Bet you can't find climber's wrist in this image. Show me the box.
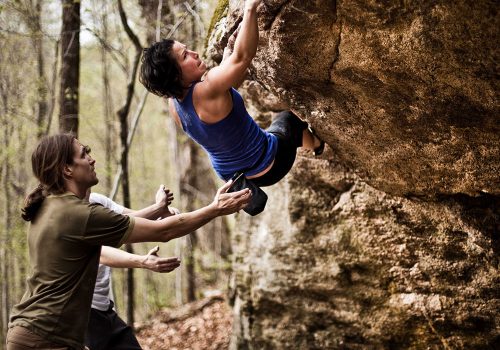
[245,0,261,12]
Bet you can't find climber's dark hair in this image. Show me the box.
[140,39,184,99]
[22,133,76,221]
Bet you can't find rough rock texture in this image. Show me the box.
[205,0,499,349]
[210,0,499,197]
[228,158,499,349]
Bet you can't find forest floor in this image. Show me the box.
[135,295,233,350]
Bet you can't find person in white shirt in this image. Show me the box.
[86,186,180,350]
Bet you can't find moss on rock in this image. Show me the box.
[205,0,229,48]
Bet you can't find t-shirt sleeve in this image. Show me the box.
[89,192,125,214]
[83,203,135,247]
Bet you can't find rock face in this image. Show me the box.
[205,0,499,349]
[229,160,498,349]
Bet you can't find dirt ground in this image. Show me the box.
[135,295,233,350]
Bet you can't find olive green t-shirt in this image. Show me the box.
[9,193,135,349]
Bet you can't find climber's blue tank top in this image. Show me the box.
[173,83,278,180]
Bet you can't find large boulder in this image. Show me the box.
[210,0,499,198]
[205,0,499,348]
[228,158,498,349]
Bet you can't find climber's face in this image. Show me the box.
[172,41,206,86]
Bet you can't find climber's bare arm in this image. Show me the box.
[201,0,261,97]
[221,26,247,89]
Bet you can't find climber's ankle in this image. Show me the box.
[306,126,325,156]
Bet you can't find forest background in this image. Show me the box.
[0,0,230,345]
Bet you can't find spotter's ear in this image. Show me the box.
[63,164,74,179]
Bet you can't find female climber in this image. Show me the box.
[139,0,324,188]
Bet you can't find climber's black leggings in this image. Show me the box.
[252,111,307,187]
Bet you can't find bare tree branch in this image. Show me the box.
[166,0,201,38]
[109,0,204,201]
[81,26,128,74]
[117,0,142,51]
[109,89,148,200]
[184,1,205,38]
[156,0,164,41]
[115,0,145,326]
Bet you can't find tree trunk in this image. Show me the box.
[139,0,189,305]
[59,0,80,134]
[118,104,135,325]
[1,145,12,341]
[125,244,135,326]
[0,87,13,343]
[184,3,200,303]
[44,39,60,136]
[116,0,144,326]
[34,0,48,138]
[99,6,114,192]
[183,142,199,302]
[185,234,197,302]
[168,119,183,306]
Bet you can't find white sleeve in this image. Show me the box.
[89,192,126,214]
